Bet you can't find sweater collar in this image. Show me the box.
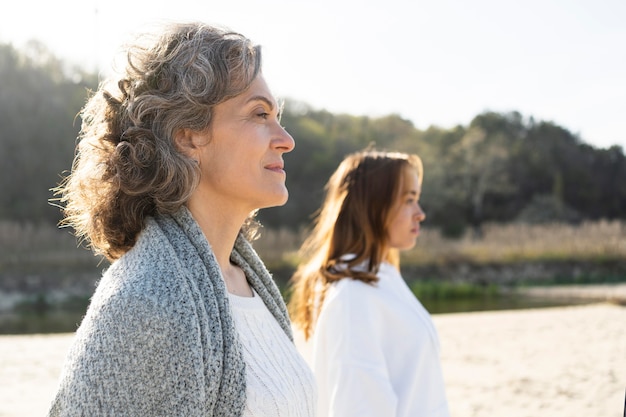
[167,206,293,340]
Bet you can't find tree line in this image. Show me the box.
[1,41,624,238]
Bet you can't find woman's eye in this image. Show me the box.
[257,112,270,119]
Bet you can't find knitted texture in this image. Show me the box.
[229,292,316,416]
[47,206,292,416]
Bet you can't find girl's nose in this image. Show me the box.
[415,204,426,222]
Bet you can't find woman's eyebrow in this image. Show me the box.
[245,95,275,110]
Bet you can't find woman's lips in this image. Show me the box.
[265,162,285,174]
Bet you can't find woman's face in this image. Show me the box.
[386,168,426,251]
[194,75,295,215]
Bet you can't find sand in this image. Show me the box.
[2,302,625,417]
[435,302,626,417]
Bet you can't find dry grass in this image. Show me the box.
[1,220,624,270]
[405,220,626,265]
[0,221,97,269]
[252,220,626,267]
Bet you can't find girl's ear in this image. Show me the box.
[174,128,203,160]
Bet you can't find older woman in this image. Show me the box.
[47,21,315,417]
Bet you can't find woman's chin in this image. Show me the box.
[259,190,289,209]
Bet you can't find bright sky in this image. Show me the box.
[2,0,625,150]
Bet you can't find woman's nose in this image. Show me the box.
[273,124,295,153]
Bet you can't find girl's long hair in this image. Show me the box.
[288,149,423,340]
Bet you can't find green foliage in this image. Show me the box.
[515,194,582,224]
[410,280,499,300]
[0,41,98,223]
[2,40,626,236]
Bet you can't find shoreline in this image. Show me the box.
[1,302,625,417]
[515,283,626,304]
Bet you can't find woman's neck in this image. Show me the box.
[185,195,248,270]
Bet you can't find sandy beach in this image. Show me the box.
[2,302,625,417]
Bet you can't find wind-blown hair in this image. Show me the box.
[53,22,262,261]
[288,149,424,339]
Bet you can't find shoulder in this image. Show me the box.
[312,277,389,354]
[325,263,396,307]
[90,218,193,324]
[318,278,385,328]
[106,218,181,284]
[326,277,379,303]
[318,263,410,324]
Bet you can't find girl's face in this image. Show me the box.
[192,75,295,217]
[386,168,426,251]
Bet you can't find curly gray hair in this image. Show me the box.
[55,21,262,260]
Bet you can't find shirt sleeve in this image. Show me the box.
[312,280,398,417]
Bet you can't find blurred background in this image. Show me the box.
[1,0,625,334]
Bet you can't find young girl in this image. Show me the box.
[288,149,450,417]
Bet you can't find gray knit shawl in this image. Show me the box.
[47,206,292,416]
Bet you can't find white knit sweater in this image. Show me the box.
[47,208,302,416]
[229,290,316,417]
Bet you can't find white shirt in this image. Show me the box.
[302,262,450,417]
[229,290,317,417]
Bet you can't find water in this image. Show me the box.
[421,294,593,315]
[0,294,594,335]
[0,310,85,335]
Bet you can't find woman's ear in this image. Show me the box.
[174,128,202,160]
